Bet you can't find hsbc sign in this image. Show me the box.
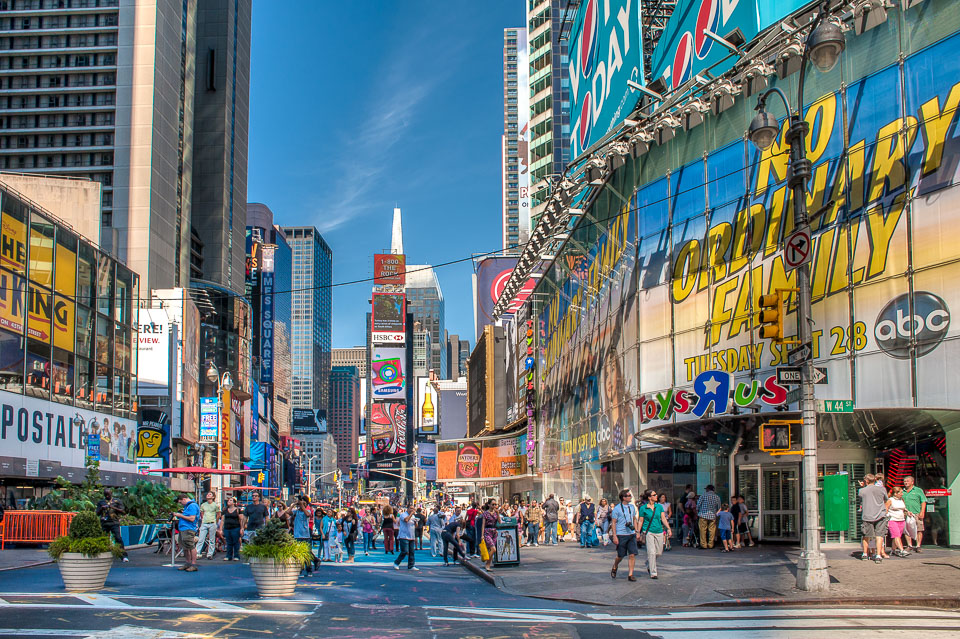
[569,0,643,160]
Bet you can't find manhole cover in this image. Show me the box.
[715,588,783,598]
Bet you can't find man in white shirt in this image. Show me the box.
[393,505,419,571]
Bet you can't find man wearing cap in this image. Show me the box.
[578,495,597,548]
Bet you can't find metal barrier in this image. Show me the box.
[0,510,76,550]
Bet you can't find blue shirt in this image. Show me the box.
[717,510,734,530]
[611,502,637,536]
[293,509,311,539]
[395,511,416,540]
[180,501,200,532]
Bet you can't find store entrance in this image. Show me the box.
[738,464,800,542]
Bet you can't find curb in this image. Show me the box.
[0,543,151,572]
[461,559,505,589]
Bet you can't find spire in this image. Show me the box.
[391,206,404,254]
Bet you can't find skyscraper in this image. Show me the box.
[281,226,332,415]
[0,0,251,295]
[405,265,445,379]
[502,27,529,253]
[526,1,570,230]
[329,366,360,473]
[332,347,367,377]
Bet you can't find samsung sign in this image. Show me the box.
[569,0,643,160]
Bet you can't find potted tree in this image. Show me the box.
[241,518,313,597]
[48,511,123,592]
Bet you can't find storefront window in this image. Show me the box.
[25,338,50,399]
[76,305,93,359]
[96,254,112,317]
[0,327,23,393]
[0,267,26,335]
[77,243,96,308]
[51,346,73,404]
[95,314,111,365]
[27,284,51,344]
[75,356,94,408]
[95,363,112,412]
[29,211,54,289]
[114,373,129,417]
[115,265,131,325]
[114,324,130,372]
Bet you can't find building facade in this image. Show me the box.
[332,346,366,377]
[502,27,529,252]
[329,365,359,473]
[405,265,445,379]
[281,226,332,415]
[446,333,470,380]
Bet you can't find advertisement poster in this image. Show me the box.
[370,402,407,455]
[372,291,405,334]
[292,408,322,434]
[359,378,367,436]
[418,441,437,482]
[473,257,538,340]
[137,308,170,386]
[371,347,406,400]
[199,396,219,442]
[374,253,406,285]
[418,377,437,434]
[438,388,468,440]
[436,434,528,481]
[137,408,171,467]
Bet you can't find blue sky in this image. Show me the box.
[247,2,524,349]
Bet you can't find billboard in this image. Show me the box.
[438,388,468,440]
[436,433,528,481]
[473,257,538,341]
[199,396,219,442]
[292,408,327,434]
[418,377,438,434]
[359,377,367,436]
[137,408,171,467]
[137,308,170,386]
[370,346,406,400]
[260,245,276,384]
[374,253,406,285]
[372,291,406,343]
[370,401,407,455]
[569,0,643,160]
[649,0,810,93]
[418,441,437,482]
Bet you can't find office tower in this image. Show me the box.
[0,0,251,295]
[405,265,445,379]
[191,0,251,295]
[526,0,570,230]
[446,333,471,380]
[329,366,360,473]
[502,27,529,253]
[281,226,332,415]
[412,328,430,378]
[332,347,367,377]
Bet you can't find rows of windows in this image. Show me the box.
[0,33,118,50]
[0,1,119,14]
[0,131,112,147]
[0,72,115,89]
[0,151,112,169]
[0,92,115,108]
[0,111,114,128]
[0,52,116,70]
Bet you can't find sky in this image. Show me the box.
[247,2,525,349]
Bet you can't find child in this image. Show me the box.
[682,511,693,547]
[716,503,735,552]
[332,522,345,563]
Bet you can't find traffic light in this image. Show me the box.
[756,292,783,342]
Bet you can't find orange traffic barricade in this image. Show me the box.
[0,510,76,550]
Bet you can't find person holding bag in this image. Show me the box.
[637,489,672,579]
[479,499,500,572]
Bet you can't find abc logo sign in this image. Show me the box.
[874,292,950,359]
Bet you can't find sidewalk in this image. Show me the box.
[0,547,53,572]
[464,540,960,608]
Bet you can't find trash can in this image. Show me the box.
[494,516,520,566]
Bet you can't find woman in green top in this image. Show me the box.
[637,489,672,579]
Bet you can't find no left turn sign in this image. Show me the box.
[784,228,812,271]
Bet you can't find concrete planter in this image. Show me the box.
[247,557,302,598]
[57,552,114,592]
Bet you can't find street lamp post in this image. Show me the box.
[206,363,234,502]
[747,3,844,593]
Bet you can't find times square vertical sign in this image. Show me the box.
[260,246,275,384]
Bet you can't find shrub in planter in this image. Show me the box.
[240,519,313,597]
[48,511,123,592]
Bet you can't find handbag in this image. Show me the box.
[638,504,658,545]
[479,539,491,562]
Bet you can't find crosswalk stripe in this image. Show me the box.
[587,608,960,620]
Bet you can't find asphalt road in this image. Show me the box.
[1,548,958,638]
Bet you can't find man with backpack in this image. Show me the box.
[609,489,640,582]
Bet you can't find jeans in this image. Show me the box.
[599,518,610,537]
[462,528,476,555]
[322,538,334,561]
[223,527,241,560]
[394,538,415,569]
[197,521,218,557]
[441,531,462,563]
[580,521,596,546]
[698,517,717,548]
[527,522,540,545]
[344,537,355,558]
[544,520,557,544]
[101,521,127,558]
[429,530,442,556]
[416,529,424,549]
[383,528,396,553]
[363,531,374,552]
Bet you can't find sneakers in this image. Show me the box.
[121,557,129,563]
[874,556,883,564]
[409,567,420,571]
[184,565,198,572]
[223,557,230,561]
[394,564,400,570]
[861,553,869,561]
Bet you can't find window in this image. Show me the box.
[25,337,50,399]
[52,346,73,404]
[0,328,24,393]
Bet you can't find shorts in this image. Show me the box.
[737,521,750,534]
[861,519,888,538]
[180,529,197,550]
[616,533,639,558]
[718,528,731,541]
[887,519,906,539]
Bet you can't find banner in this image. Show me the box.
[374,253,406,285]
[137,408,171,467]
[370,401,406,455]
[137,309,170,386]
[418,377,437,434]
[199,396,218,442]
[569,0,643,160]
[473,257,537,341]
[418,441,436,482]
[436,433,528,481]
[370,346,406,400]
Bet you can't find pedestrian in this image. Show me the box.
[320,508,337,562]
[558,498,569,542]
[886,487,909,558]
[637,489,672,579]
[393,504,419,571]
[426,508,444,557]
[525,500,543,547]
[465,502,481,556]
[732,495,755,548]
[579,495,597,547]
[196,491,219,560]
[219,496,242,561]
[96,488,129,562]
[681,509,693,547]
[380,505,396,554]
[610,488,639,582]
[596,498,611,546]
[542,494,559,545]
[441,517,466,566]
[241,492,269,543]
[657,494,673,550]
[173,494,200,572]
[362,508,375,555]
[371,505,381,550]
[414,507,426,550]
[716,503,734,552]
[341,508,358,562]
[332,522,345,563]
[284,496,316,577]
[695,485,721,549]
[859,473,889,563]
[902,475,926,552]
[479,498,500,572]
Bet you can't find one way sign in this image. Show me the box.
[777,365,829,385]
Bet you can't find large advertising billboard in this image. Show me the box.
[438,388,468,441]
[473,257,538,341]
[137,308,170,387]
[370,401,407,455]
[260,245,276,384]
[370,346,406,400]
[418,377,438,435]
[199,397,218,442]
[374,253,406,285]
[372,292,406,343]
[292,408,326,434]
[569,0,643,160]
[418,441,437,482]
[516,28,531,241]
[436,433,528,481]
